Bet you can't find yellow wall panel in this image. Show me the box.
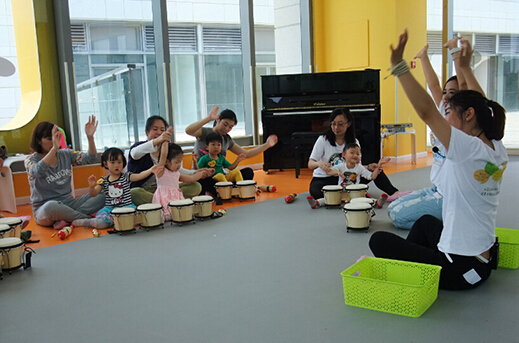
[0,0,63,154]
[312,0,428,158]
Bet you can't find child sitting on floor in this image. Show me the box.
[197,132,247,183]
[307,143,389,209]
[153,142,207,221]
[72,148,162,228]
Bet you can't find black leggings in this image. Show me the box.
[308,170,398,199]
[199,167,254,196]
[361,170,398,195]
[369,215,492,290]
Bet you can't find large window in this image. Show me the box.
[427,0,519,149]
[66,1,277,149]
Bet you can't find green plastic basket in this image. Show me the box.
[341,257,441,318]
[496,227,519,269]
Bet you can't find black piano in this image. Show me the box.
[261,69,381,175]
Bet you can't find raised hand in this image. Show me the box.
[191,150,198,164]
[52,125,62,150]
[414,44,429,60]
[84,115,98,138]
[158,127,173,144]
[266,134,278,147]
[87,174,98,188]
[208,105,220,121]
[443,36,461,50]
[458,39,474,69]
[390,29,408,66]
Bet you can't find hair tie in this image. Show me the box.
[487,99,495,117]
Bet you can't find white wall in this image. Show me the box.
[273,0,301,75]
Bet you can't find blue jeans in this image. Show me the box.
[387,185,443,230]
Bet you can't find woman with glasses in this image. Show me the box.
[307,108,399,200]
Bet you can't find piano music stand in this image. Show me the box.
[291,132,322,178]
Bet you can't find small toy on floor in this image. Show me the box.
[258,185,277,193]
[58,225,74,239]
[285,193,297,203]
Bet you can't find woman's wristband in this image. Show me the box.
[391,60,410,77]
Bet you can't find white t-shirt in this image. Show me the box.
[309,136,359,178]
[437,128,508,256]
[430,101,447,193]
[331,163,372,187]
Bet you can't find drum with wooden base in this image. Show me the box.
[322,185,343,206]
[343,202,372,232]
[192,195,215,220]
[345,184,368,201]
[236,180,257,201]
[350,197,376,220]
[137,203,163,230]
[215,181,233,200]
[0,224,13,239]
[0,237,33,275]
[0,217,22,238]
[111,207,137,234]
[168,199,195,225]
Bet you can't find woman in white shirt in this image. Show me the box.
[369,30,508,290]
[308,108,399,199]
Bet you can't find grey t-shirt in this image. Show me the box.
[193,127,235,158]
[25,149,96,210]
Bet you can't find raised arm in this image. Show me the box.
[41,125,62,167]
[391,30,452,150]
[415,44,443,106]
[444,37,468,91]
[229,134,278,158]
[84,115,98,156]
[185,106,220,138]
[87,175,102,197]
[457,39,486,97]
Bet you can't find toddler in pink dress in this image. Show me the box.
[153,142,205,221]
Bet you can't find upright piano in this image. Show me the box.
[261,69,381,173]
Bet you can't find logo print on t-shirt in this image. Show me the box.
[473,162,507,183]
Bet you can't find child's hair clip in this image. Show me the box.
[104,146,109,151]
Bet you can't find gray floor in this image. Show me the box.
[1,160,518,343]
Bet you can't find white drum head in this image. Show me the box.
[322,185,343,191]
[111,207,136,214]
[345,184,368,191]
[0,217,22,226]
[215,181,233,187]
[169,199,194,206]
[236,180,257,186]
[344,202,372,211]
[193,195,214,202]
[0,237,23,248]
[350,198,375,205]
[137,203,163,211]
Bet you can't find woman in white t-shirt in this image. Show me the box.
[307,108,399,200]
[370,30,508,290]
